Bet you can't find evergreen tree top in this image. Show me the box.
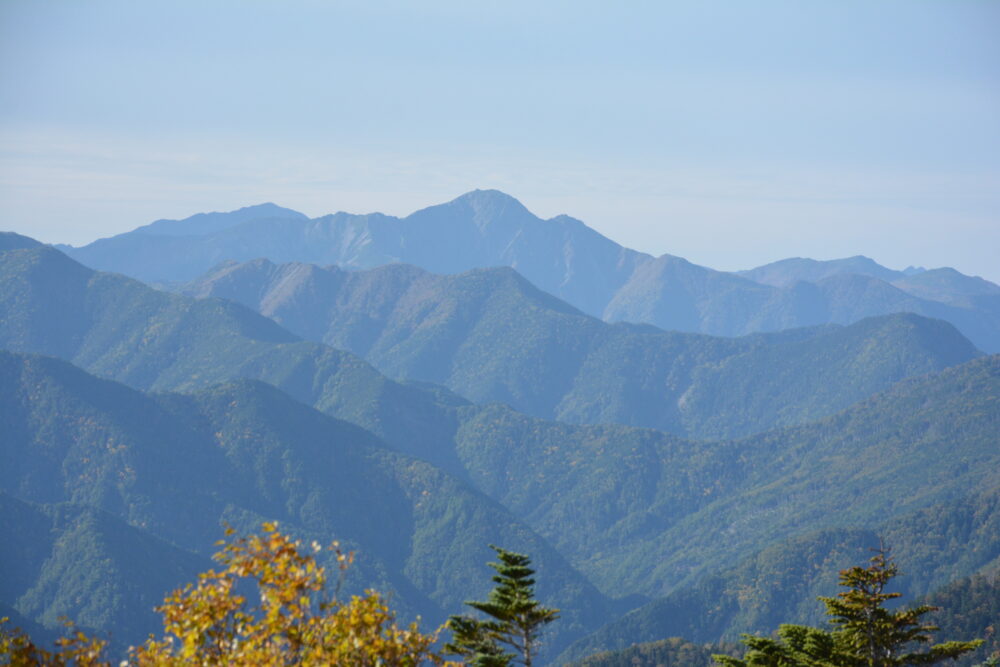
[446,545,560,667]
[714,547,983,667]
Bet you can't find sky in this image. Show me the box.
[1,0,998,281]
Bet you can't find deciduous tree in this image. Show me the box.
[1,522,455,666]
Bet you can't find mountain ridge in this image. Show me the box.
[2,239,998,663]
[180,255,982,439]
[49,191,1000,351]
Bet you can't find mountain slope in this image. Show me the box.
[132,202,309,237]
[0,350,612,657]
[892,267,1000,305]
[558,485,1000,663]
[2,244,995,614]
[51,204,310,285]
[613,354,1000,594]
[0,244,470,474]
[451,355,1000,599]
[182,257,981,439]
[0,491,209,656]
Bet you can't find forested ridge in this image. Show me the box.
[1,216,998,664]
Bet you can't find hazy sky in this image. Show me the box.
[2,0,998,281]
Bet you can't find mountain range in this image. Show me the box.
[179,257,980,440]
[55,190,1000,352]
[2,236,999,663]
[0,349,614,658]
[3,190,999,665]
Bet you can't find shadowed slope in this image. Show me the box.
[558,485,1000,663]
[0,351,613,657]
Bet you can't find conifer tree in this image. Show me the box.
[820,548,981,667]
[715,547,982,667]
[445,545,560,667]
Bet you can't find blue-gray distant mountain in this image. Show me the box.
[1,241,987,575]
[4,240,999,662]
[58,191,648,316]
[737,255,913,286]
[132,202,308,236]
[0,231,43,252]
[892,267,1000,304]
[54,191,1000,351]
[604,255,1000,352]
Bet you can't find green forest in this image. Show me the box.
[2,205,998,666]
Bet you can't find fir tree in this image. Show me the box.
[715,547,983,667]
[820,547,982,667]
[445,545,560,667]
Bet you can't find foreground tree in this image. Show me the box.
[445,546,559,667]
[2,522,454,666]
[714,548,983,667]
[0,619,108,667]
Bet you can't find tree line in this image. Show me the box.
[1,525,988,666]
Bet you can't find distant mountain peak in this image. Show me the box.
[451,188,523,206]
[739,255,901,288]
[0,231,43,251]
[133,203,307,238]
[447,189,533,221]
[235,202,291,213]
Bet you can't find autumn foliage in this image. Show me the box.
[1,522,458,666]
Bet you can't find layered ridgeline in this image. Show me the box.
[0,238,472,475]
[0,350,613,657]
[54,190,1000,351]
[4,352,996,663]
[1,240,980,444]
[181,258,980,439]
[558,482,1000,663]
[2,241,997,602]
[56,194,647,316]
[604,255,1000,353]
[451,354,1000,599]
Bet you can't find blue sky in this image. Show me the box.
[2,0,998,280]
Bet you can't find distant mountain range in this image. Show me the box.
[2,240,977,447]
[5,192,1000,666]
[2,239,998,663]
[181,257,980,440]
[52,190,1000,352]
